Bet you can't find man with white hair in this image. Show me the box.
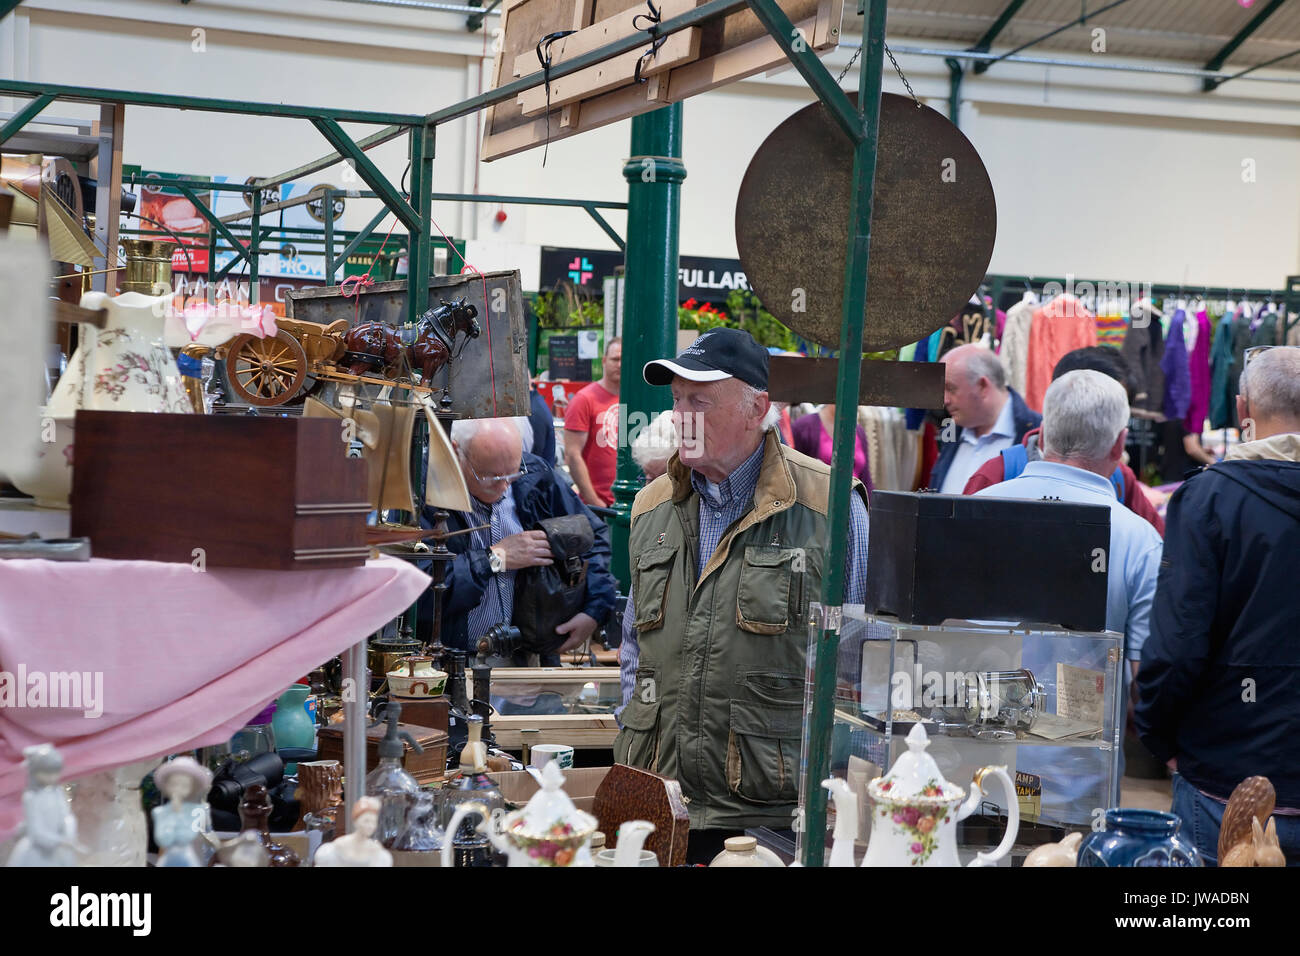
[1137,346,1300,863]
[975,370,1163,819]
[615,328,869,861]
[417,416,616,665]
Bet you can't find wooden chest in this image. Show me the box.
[70,411,369,570]
[316,720,448,786]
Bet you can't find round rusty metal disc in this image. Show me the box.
[736,92,996,352]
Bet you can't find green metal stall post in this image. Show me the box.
[747,0,888,866]
[609,104,686,591]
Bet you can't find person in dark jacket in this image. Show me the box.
[417,417,616,664]
[527,385,557,466]
[962,346,1165,535]
[1135,346,1300,864]
[928,344,1041,492]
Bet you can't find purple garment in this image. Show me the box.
[1161,309,1191,422]
[790,412,874,491]
[1183,309,1212,435]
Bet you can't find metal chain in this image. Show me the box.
[835,44,861,85]
[885,42,922,108]
[836,41,923,110]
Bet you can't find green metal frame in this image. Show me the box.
[0,0,24,19]
[974,0,1133,75]
[745,0,887,867]
[1202,0,1288,92]
[5,0,894,865]
[971,0,1028,57]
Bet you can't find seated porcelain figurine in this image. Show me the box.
[151,757,213,867]
[6,744,82,867]
[314,796,393,867]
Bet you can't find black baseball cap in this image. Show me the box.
[643,327,769,391]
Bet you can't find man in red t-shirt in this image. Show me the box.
[563,338,621,506]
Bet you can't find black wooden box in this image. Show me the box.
[866,491,1111,631]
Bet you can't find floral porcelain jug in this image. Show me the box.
[862,724,1019,867]
[47,290,192,416]
[441,761,597,868]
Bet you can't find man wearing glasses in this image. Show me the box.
[418,416,616,666]
[1136,346,1300,863]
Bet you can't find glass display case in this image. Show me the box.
[798,608,1123,865]
[484,667,623,752]
[485,667,622,717]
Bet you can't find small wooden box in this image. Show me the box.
[388,695,450,734]
[70,411,369,570]
[316,720,448,786]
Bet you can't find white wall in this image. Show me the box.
[6,0,1300,289]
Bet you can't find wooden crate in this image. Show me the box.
[70,411,369,570]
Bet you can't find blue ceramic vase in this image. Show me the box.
[270,684,314,772]
[1077,809,1203,867]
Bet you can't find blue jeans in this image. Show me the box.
[1170,773,1300,866]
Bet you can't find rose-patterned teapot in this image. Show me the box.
[862,724,1019,867]
[440,761,597,868]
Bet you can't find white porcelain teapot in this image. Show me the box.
[441,761,597,868]
[861,724,1019,867]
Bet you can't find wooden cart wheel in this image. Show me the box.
[224,330,308,407]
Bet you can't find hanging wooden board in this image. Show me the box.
[735,92,997,352]
[482,0,843,162]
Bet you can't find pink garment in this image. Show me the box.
[1024,295,1098,412]
[0,555,429,838]
[1183,309,1212,435]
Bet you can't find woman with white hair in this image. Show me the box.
[630,406,785,484]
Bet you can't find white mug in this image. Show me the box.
[530,744,574,770]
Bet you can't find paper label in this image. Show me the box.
[1056,662,1105,730]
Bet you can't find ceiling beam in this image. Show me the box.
[970,0,1029,54]
[975,0,1133,74]
[1202,0,1289,92]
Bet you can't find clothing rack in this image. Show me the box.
[984,273,1300,339]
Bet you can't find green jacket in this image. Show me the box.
[614,430,867,830]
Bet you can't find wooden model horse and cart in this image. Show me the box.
[220,297,481,408]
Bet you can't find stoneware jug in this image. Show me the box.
[862,724,1019,867]
[1076,809,1203,867]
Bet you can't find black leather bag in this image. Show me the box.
[514,514,594,654]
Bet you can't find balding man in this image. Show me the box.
[418,416,616,666]
[1136,346,1300,864]
[930,343,1041,494]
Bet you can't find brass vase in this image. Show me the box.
[119,237,174,295]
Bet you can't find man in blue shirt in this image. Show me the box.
[976,370,1163,821]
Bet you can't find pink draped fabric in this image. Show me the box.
[0,555,429,838]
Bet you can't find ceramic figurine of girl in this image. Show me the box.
[314,796,393,867]
[151,757,213,867]
[6,744,82,867]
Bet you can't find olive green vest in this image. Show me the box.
[614,430,866,830]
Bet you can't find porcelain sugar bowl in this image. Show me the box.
[862,724,1019,867]
[441,761,597,867]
